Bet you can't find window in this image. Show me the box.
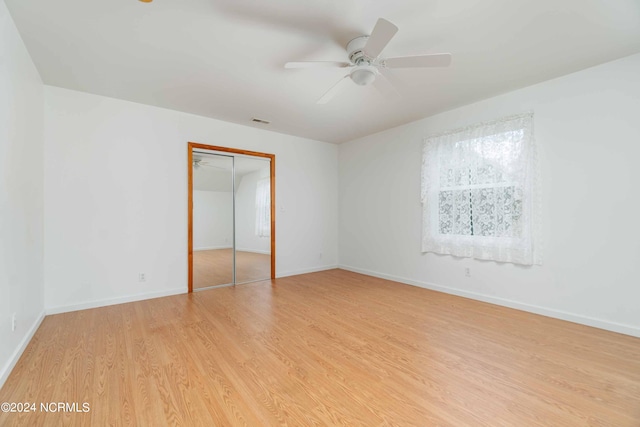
[421,113,540,265]
[255,177,271,237]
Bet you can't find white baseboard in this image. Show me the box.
[194,245,232,251]
[45,287,186,315]
[0,311,45,390]
[194,246,270,255]
[338,265,640,338]
[276,265,338,279]
[236,248,270,255]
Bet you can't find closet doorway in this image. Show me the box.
[188,143,275,292]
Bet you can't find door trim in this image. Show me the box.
[188,142,276,293]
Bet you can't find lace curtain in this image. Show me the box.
[255,177,271,237]
[421,113,541,265]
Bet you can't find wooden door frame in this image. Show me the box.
[188,142,276,292]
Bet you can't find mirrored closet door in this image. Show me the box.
[233,156,272,284]
[188,143,275,292]
[191,152,234,289]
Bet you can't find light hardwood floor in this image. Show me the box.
[1,269,639,426]
[193,249,271,289]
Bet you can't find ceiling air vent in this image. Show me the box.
[251,118,270,125]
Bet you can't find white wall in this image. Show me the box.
[43,86,339,312]
[0,0,45,387]
[236,168,271,254]
[339,53,640,337]
[193,190,233,250]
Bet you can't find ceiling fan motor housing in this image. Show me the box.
[347,36,377,85]
[347,36,371,64]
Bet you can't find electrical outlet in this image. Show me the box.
[465,268,471,277]
[138,273,146,282]
[11,313,16,332]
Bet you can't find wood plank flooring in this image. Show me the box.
[1,269,639,426]
[193,249,271,289]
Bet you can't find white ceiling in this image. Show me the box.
[6,0,640,143]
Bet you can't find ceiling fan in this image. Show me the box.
[285,18,452,104]
[193,157,228,170]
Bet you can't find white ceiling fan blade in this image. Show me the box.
[193,157,230,170]
[317,75,352,104]
[200,163,227,170]
[285,61,351,69]
[363,18,398,59]
[383,53,452,68]
[193,162,214,170]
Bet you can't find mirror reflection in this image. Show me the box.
[192,151,271,290]
[192,153,234,289]
[234,156,271,284]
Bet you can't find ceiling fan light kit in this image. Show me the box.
[350,65,377,86]
[284,18,452,104]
